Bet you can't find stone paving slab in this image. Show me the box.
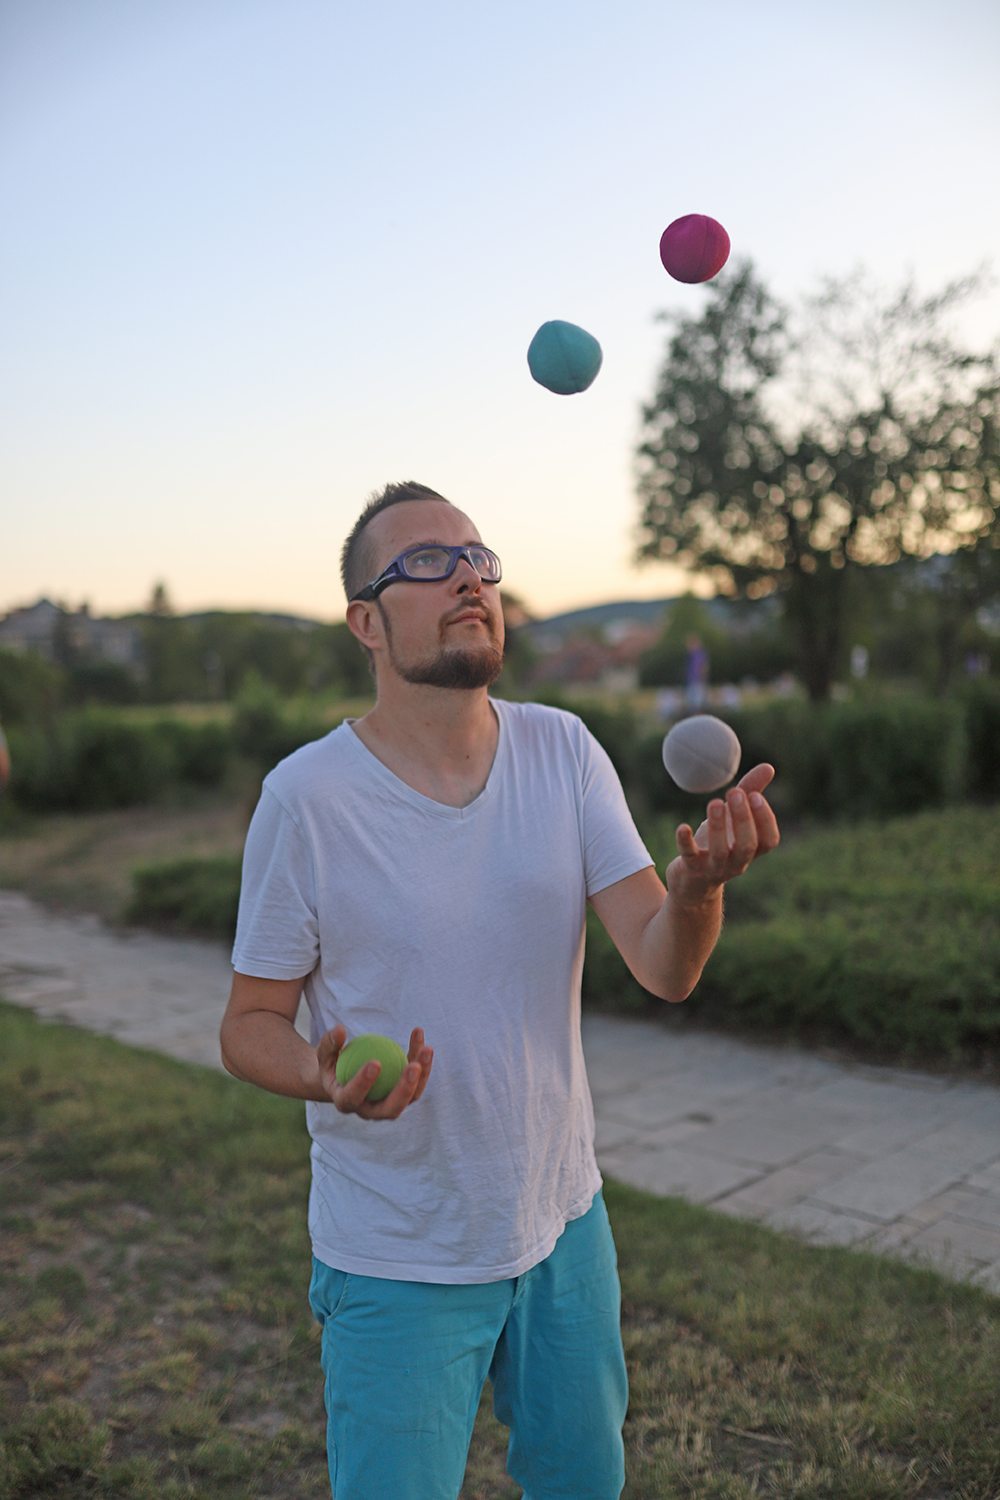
[2,889,999,1293]
[596,1142,760,1203]
[762,1202,883,1248]
[812,1151,984,1222]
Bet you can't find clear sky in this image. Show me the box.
[2,0,998,623]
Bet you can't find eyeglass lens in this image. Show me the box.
[402,546,499,580]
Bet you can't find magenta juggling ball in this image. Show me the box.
[659,214,731,284]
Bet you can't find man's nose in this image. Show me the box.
[452,552,484,592]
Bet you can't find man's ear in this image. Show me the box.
[346,598,383,653]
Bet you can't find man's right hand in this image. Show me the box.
[317,1025,434,1120]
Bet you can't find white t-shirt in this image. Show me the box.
[232,698,652,1283]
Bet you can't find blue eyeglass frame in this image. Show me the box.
[351,543,502,602]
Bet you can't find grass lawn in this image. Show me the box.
[2,1003,998,1499]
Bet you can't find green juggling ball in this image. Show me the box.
[527,320,603,395]
[335,1034,408,1102]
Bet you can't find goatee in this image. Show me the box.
[397,643,504,690]
[377,603,505,689]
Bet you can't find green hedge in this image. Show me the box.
[6,712,236,811]
[624,694,975,824]
[961,680,1000,800]
[5,687,997,823]
[584,804,1000,1064]
[127,856,242,936]
[9,713,177,811]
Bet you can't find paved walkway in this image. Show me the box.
[2,888,998,1293]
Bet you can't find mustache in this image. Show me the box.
[444,605,492,626]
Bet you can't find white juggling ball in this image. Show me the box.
[662,715,742,794]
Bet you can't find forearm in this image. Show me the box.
[220,1010,327,1101]
[636,886,724,1003]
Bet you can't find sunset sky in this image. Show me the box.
[3,0,998,624]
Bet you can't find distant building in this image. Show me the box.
[531,618,661,692]
[0,598,64,656]
[0,598,144,672]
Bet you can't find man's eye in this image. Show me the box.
[407,550,446,574]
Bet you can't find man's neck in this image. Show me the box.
[352,684,499,808]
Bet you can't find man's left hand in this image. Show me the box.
[665,763,780,905]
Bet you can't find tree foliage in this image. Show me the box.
[635,262,1000,699]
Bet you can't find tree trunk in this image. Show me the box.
[784,564,848,703]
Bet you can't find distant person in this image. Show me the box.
[684,633,709,710]
[850,644,869,681]
[220,480,781,1500]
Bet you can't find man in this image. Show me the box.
[220,480,780,1500]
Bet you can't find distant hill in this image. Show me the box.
[526,599,673,640]
[524,595,775,642]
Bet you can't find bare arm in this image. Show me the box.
[589,764,780,1003]
[220,972,434,1118]
[220,972,325,1098]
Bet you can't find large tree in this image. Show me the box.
[635,263,1000,699]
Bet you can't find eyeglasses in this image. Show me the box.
[351,543,502,601]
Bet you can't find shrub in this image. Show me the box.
[127,856,242,937]
[961,680,1000,800]
[579,803,1000,1063]
[626,696,969,824]
[9,711,178,811]
[696,804,1000,1062]
[155,718,232,787]
[0,647,65,726]
[231,674,328,772]
[821,697,967,818]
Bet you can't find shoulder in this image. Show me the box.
[261,722,356,810]
[494,697,587,744]
[493,698,596,768]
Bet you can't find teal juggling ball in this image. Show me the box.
[527,320,603,395]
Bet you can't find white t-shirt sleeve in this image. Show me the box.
[231,784,319,979]
[577,721,653,897]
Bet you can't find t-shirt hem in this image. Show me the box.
[231,953,314,980]
[309,1176,603,1285]
[587,854,654,899]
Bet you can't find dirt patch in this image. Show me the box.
[1,798,249,925]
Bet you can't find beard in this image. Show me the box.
[379,605,505,690]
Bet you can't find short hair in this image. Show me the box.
[341,481,453,602]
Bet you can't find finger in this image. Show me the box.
[407,1027,425,1062]
[333,1059,384,1113]
[726,787,758,871]
[407,1047,434,1103]
[748,790,781,852]
[317,1024,347,1062]
[693,803,734,850]
[361,1059,424,1120]
[705,798,730,870]
[738,763,775,796]
[675,822,698,858]
[317,1025,348,1094]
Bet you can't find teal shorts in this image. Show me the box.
[308,1190,627,1500]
